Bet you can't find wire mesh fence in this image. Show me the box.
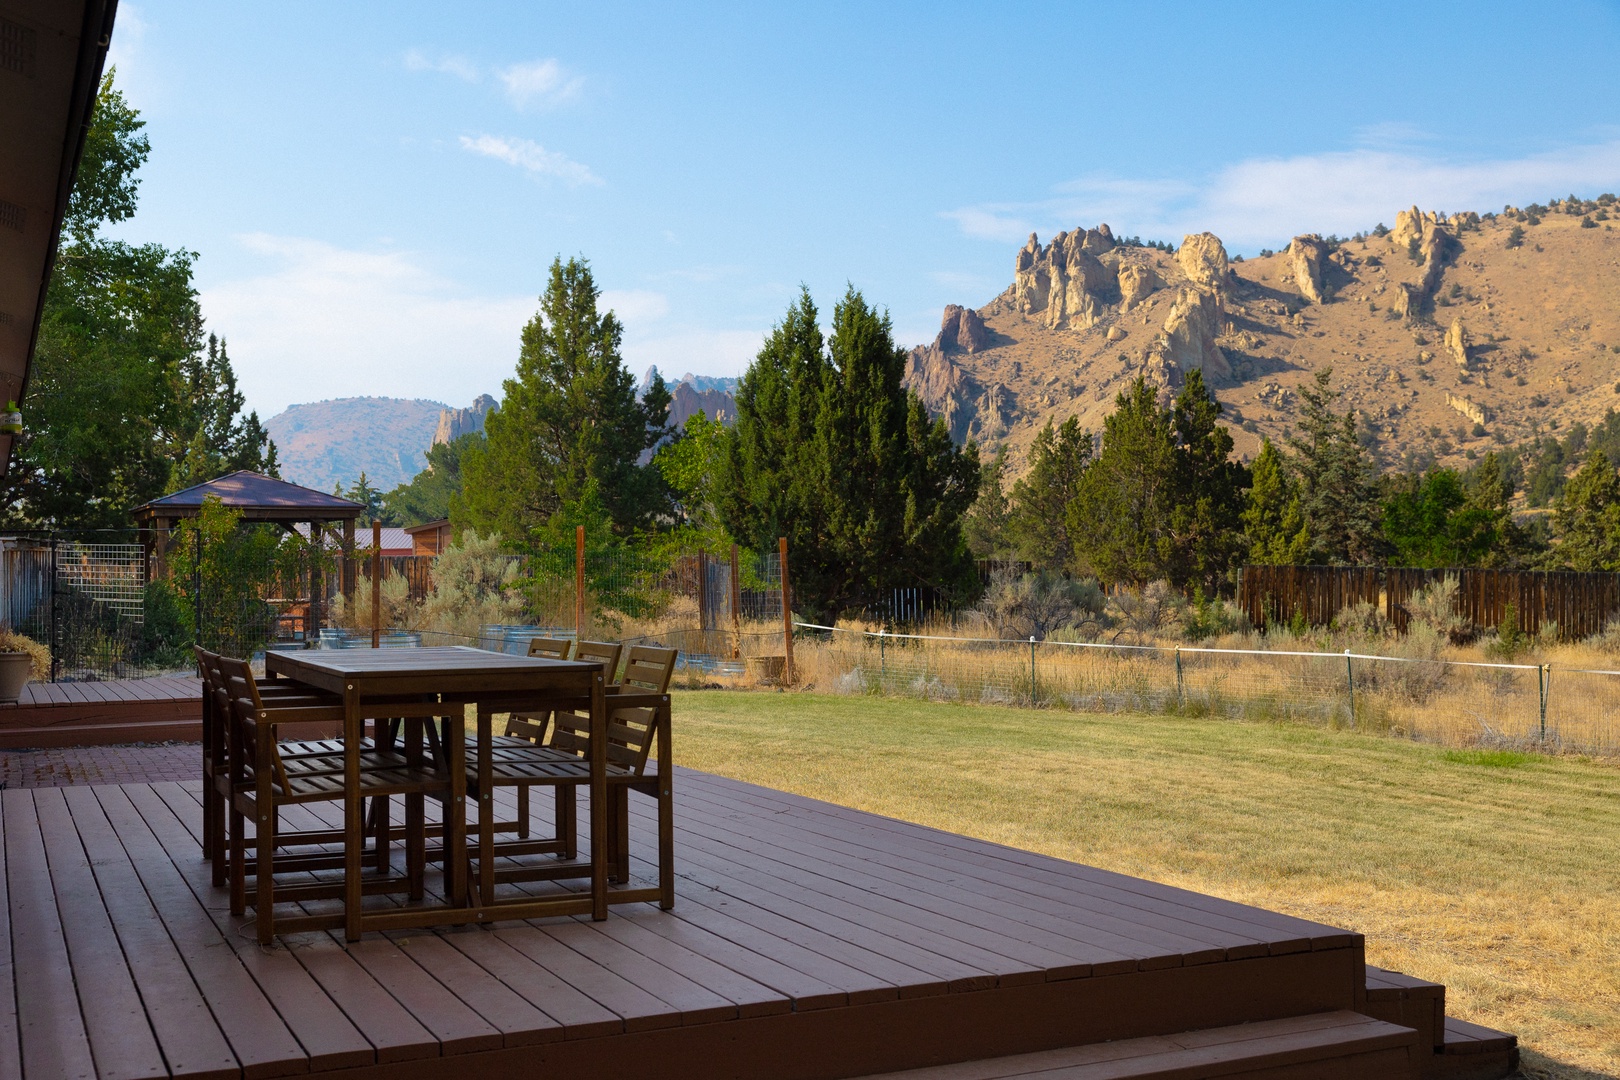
[792,623,1620,754]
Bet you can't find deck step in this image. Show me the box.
[1426,1018,1519,1080]
[1364,964,1446,1050]
[854,1011,1420,1079]
[1361,965,1519,1080]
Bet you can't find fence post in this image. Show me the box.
[1539,663,1550,741]
[371,520,382,648]
[729,543,742,659]
[48,537,58,683]
[1175,645,1183,707]
[779,536,794,685]
[574,525,586,639]
[1029,636,1037,704]
[1344,648,1355,723]
[878,629,885,681]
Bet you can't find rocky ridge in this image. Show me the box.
[905,196,1620,481]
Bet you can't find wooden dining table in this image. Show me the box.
[264,645,608,940]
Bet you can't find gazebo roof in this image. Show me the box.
[132,471,365,523]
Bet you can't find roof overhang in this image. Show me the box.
[0,0,118,477]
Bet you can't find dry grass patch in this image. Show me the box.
[672,690,1620,1078]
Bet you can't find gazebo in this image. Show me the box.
[132,471,367,629]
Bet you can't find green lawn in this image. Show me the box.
[671,690,1620,1079]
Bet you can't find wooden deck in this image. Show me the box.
[0,767,1516,1080]
[0,677,203,748]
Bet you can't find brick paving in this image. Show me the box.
[0,742,200,789]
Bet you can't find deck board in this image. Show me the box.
[0,679,203,748]
[1,767,1389,1080]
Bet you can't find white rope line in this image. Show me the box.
[793,622,1550,672]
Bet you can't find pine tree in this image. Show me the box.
[1242,437,1309,564]
[1554,450,1620,570]
[807,287,979,616]
[1169,369,1250,592]
[1007,417,1092,570]
[170,334,277,489]
[339,472,389,524]
[715,288,825,559]
[717,287,979,618]
[1068,377,1178,586]
[961,446,1011,558]
[383,432,480,527]
[457,257,672,542]
[1288,368,1382,564]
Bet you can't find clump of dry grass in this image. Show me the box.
[671,691,1620,1078]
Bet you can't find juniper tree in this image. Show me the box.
[457,257,672,541]
[1242,437,1309,564]
[1006,417,1092,570]
[1287,368,1382,564]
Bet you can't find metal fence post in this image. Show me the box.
[1539,663,1550,741]
[878,629,885,681]
[1344,648,1354,723]
[1029,636,1037,704]
[1175,645,1183,706]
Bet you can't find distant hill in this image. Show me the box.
[905,196,1620,494]
[264,397,449,492]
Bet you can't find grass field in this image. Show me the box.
[671,690,1620,1079]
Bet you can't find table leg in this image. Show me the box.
[343,683,363,942]
[446,708,468,909]
[590,672,607,921]
[478,703,496,907]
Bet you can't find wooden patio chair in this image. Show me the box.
[217,655,451,942]
[467,645,676,906]
[198,646,382,883]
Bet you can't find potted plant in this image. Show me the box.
[0,629,48,703]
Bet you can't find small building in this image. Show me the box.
[404,519,452,557]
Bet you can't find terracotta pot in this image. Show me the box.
[0,651,31,703]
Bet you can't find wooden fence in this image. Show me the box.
[1239,565,1620,640]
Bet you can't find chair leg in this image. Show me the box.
[202,777,214,860]
[406,718,425,901]
[557,786,577,860]
[255,805,276,945]
[210,782,229,887]
[657,781,674,910]
[517,785,530,839]
[613,788,630,885]
[229,800,247,916]
[373,795,391,874]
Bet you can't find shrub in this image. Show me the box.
[1181,586,1247,641]
[1581,216,1598,229]
[1506,225,1525,248]
[0,629,50,680]
[973,567,1108,641]
[1108,581,1186,641]
[1404,576,1470,642]
[419,529,527,641]
[1485,600,1527,661]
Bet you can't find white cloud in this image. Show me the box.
[200,234,534,416]
[946,139,1620,252]
[599,289,670,321]
[201,237,751,413]
[458,134,601,186]
[498,59,583,109]
[403,49,480,82]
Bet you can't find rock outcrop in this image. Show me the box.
[1176,233,1229,291]
[1446,393,1488,426]
[1160,287,1230,378]
[1392,206,1439,249]
[1013,227,1118,330]
[1117,262,1161,310]
[1288,235,1332,304]
[1444,318,1472,367]
[668,382,735,427]
[937,304,989,353]
[432,394,496,446]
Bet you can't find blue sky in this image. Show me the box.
[105,1,1620,416]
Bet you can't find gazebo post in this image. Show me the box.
[343,518,357,609]
[310,521,324,639]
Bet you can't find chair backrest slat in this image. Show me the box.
[573,640,623,684]
[543,645,676,775]
[525,637,574,661]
